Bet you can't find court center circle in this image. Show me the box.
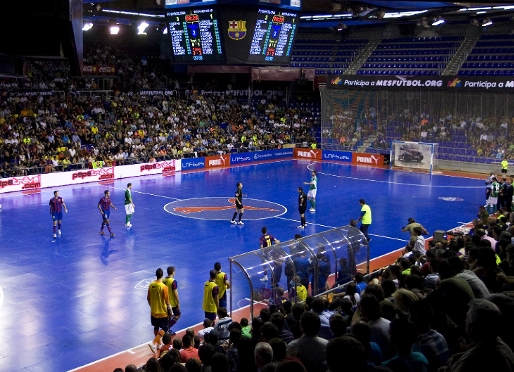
[164,197,287,220]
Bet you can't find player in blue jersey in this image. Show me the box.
[49,190,68,238]
[98,190,118,237]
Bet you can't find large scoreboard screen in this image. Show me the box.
[165,8,224,63]
[221,7,297,65]
[247,8,297,64]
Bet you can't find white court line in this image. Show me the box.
[111,186,181,200]
[274,216,338,229]
[275,216,409,242]
[304,161,484,189]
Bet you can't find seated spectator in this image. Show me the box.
[329,313,347,338]
[485,293,514,353]
[158,333,174,358]
[351,321,382,366]
[260,322,280,343]
[382,318,429,372]
[180,334,200,363]
[185,358,202,372]
[472,247,504,293]
[325,336,368,372]
[254,342,275,372]
[355,272,367,294]
[359,293,393,360]
[441,299,514,372]
[408,299,449,372]
[289,303,306,339]
[211,353,230,372]
[448,256,490,298]
[270,312,294,344]
[239,317,252,338]
[198,343,216,372]
[214,307,232,341]
[286,312,328,372]
[198,318,212,340]
[310,297,332,340]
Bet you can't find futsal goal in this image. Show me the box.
[390,141,438,174]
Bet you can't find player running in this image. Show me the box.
[98,190,118,237]
[49,190,68,238]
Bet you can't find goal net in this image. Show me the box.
[390,141,438,174]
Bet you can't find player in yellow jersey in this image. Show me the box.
[147,268,172,337]
[162,266,181,336]
[202,270,219,322]
[214,262,230,308]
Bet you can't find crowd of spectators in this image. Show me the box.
[324,94,514,160]
[113,209,514,372]
[0,48,319,178]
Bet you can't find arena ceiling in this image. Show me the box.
[83,0,514,30]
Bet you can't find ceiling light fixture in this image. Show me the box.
[432,17,445,26]
[82,22,94,31]
[110,26,120,35]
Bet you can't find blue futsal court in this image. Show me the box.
[0,160,485,371]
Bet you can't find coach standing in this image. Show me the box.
[357,199,372,242]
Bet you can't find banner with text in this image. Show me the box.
[205,154,231,168]
[294,148,322,160]
[352,152,385,166]
[0,175,42,193]
[181,157,206,170]
[328,75,514,92]
[322,150,352,163]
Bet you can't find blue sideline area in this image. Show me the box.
[0,160,485,371]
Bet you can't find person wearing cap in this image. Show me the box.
[402,218,428,244]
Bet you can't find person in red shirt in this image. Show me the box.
[180,334,199,363]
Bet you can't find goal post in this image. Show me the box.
[390,141,438,174]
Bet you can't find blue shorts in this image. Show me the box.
[52,212,63,221]
[102,210,110,220]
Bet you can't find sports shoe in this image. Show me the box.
[309,208,316,212]
[58,230,62,235]
[148,343,156,354]
[167,330,177,336]
[298,225,304,229]
[110,233,115,237]
[238,221,244,225]
[128,222,132,227]
[260,275,268,282]
[231,220,236,224]
[99,231,105,235]
[53,234,57,238]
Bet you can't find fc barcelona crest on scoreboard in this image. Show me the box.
[228,20,247,40]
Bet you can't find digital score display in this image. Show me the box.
[247,9,297,64]
[166,8,224,63]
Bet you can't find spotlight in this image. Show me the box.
[336,22,347,31]
[110,26,120,35]
[432,17,445,26]
[138,21,149,35]
[82,22,94,31]
[482,18,493,26]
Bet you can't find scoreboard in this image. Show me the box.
[165,8,224,63]
[247,9,297,64]
[165,4,298,65]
